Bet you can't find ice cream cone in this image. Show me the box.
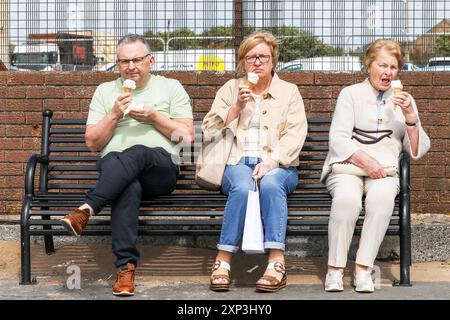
[391,80,403,111]
[123,79,136,94]
[246,72,259,91]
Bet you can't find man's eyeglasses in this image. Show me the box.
[117,54,150,67]
[244,55,271,64]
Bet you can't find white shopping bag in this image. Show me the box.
[241,178,265,254]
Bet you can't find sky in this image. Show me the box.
[7,0,450,51]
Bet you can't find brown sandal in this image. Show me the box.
[210,260,231,292]
[255,262,287,293]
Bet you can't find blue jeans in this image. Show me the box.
[218,157,298,253]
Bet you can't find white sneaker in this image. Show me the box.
[324,270,344,292]
[353,270,374,293]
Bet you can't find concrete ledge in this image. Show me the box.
[2,214,448,262]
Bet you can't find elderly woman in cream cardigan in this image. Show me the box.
[321,39,430,293]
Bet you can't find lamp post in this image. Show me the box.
[402,0,410,61]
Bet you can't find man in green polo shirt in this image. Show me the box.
[60,34,194,296]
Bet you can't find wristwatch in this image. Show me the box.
[405,120,417,127]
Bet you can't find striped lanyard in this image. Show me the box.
[376,91,384,137]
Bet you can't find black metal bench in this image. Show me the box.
[20,109,412,286]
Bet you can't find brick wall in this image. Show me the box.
[0,71,448,216]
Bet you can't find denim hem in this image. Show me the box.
[264,241,285,251]
[217,244,240,253]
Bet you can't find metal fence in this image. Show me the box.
[1,0,449,72]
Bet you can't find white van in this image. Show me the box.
[277,56,362,72]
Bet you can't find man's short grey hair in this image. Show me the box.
[117,34,151,54]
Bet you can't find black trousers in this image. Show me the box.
[85,145,179,268]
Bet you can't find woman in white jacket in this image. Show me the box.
[321,39,430,293]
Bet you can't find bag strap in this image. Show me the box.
[352,127,393,145]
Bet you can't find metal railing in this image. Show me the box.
[1,0,449,72]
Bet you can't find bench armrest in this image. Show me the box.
[399,152,410,197]
[24,154,48,197]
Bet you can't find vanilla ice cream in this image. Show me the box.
[246,72,259,90]
[123,79,136,93]
[391,80,403,110]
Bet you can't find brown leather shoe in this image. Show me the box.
[112,263,136,296]
[60,208,91,237]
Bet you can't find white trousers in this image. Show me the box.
[326,174,399,268]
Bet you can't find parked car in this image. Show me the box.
[402,63,421,71]
[426,57,450,67]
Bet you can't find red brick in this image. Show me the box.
[0,138,23,149]
[432,87,450,99]
[410,178,424,190]
[162,72,198,85]
[198,72,234,85]
[5,202,22,215]
[193,99,214,112]
[4,175,24,188]
[0,87,27,98]
[400,72,433,86]
[4,151,34,162]
[0,189,22,201]
[411,191,440,202]
[424,178,447,191]
[427,126,448,139]
[26,86,65,99]
[45,72,82,85]
[195,86,218,99]
[298,86,333,99]
[43,99,80,111]
[420,113,448,126]
[410,165,427,178]
[0,112,26,124]
[25,112,43,126]
[427,203,449,214]
[411,87,432,99]
[22,138,41,150]
[63,86,96,99]
[0,99,42,111]
[354,73,366,83]
[433,73,450,86]
[0,163,23,175]
[0,74,6,85]
[5,125,38,137]
[310,99,335,112]
[278,72,314,85]
[82,72,119,85]
[7,72,44,85]
[314,73,354,85]
[0,126,5,136]
[428,100,450,113]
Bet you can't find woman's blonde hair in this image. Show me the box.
[364,39,404,72]
[236,31,279,76]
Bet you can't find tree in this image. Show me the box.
[268,26,342,62]
[436,35,450,56]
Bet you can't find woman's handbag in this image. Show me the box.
[331,127,399,177]
[331,162,397,177]
[195,128,234,190]
[241,179,265,254]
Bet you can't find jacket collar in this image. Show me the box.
[265,73,283,100]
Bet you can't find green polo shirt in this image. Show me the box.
[87,75,193,157]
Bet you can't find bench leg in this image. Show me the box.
[20,200,37,285]
[394,158,412,287]
[42,215,55,255]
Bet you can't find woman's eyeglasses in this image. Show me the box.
[244,55,271,64]
[117,54,150,67]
